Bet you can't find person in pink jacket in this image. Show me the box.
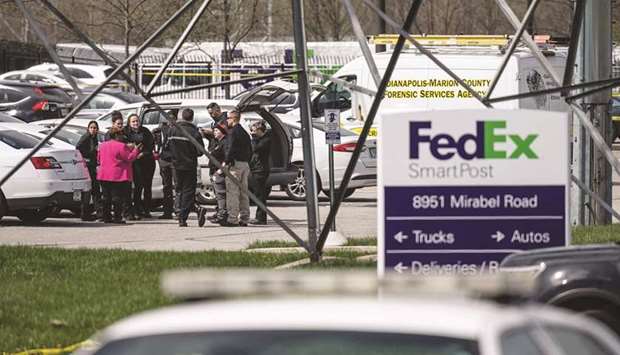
[97,126,141,224]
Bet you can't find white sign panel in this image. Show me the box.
[378,109,569,276]
[324,109,341,144]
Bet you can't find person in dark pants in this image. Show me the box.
[169,108,204,227]
[97,126,140,224]
[153,113,177,219]
[222,110,252,227]
[207,123,229,224]
[249,120,271,225]
[125,113,156,219]
[76,120,101,221]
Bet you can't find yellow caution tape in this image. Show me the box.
[612,115,620,122]
[7,340,93,355]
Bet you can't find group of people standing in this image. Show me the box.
[75,102,272,228]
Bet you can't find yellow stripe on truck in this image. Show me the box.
[349,127,378,137]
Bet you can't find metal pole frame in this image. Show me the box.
[487,76,620,104]
[37,0,310,252]
[292,0,321,259]
[562,0,586,95]
[572,175,620,222]
[145,0,213,95]
[14,0,84,99]
[495,0,620,220]
[315,0,424,255]
[361,0,492,108]
[484,0,541,101]
[0,0,199,189]
[341,0,381,88]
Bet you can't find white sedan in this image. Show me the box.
[284,121,376,201]
[0,125,90,223]
[74,271,620,355]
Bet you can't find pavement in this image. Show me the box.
[0,188,378,251]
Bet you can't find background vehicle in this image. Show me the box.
[232,80,325,115]
[0,126,90,223]
[285,121,376,201]
[75,271,620,355]
[27,63,121,88]
[0,70,91,93]
[78,89,145,117]
[0,80,73,122]
[611,94,620,141]
[501,244,620,335]
[311,42,569,130]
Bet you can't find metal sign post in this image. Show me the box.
[324,108,346,246]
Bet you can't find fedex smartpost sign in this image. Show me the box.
[378,109,569,276]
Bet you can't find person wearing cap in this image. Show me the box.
[206,123,230,224]
[153,112,177,220]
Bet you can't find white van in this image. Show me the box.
[310,37,568,132]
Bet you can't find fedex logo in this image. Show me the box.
[409,121,538,160]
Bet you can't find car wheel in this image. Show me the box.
[323,188,356,200]
[196,185,217,205]
[556,298,620,335]
[285,165,321,201]
[16,207,50,224]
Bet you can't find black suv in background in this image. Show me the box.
[0,80,73,122]
[501,244,620,334]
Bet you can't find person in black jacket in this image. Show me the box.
[222,110,252,227]
[153,112,177,219]
[76,120,100,221]
[207,123,229,224]
[169,108,205,227]
[125,113,156,219]
[249,120,271,225]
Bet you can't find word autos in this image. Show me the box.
[409,120,538,160]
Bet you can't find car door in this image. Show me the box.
[237,87,296,181]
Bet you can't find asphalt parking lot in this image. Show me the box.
[0,187,377,251]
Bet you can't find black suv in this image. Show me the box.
[0,80,73,122]
[501,244,620,334]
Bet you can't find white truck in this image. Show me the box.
[310,35,569,134]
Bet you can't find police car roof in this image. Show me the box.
[97,297,583,343]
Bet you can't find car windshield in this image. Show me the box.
[91,331,479,355]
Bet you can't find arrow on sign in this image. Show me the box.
[394,231,409,243]
[394,262,409,274]
[491,231,506,243]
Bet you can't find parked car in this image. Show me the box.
[501,244,620,335]
[0,125,90,223]
[73,271,620,355]
[232,80,325,115]
[284,121,376,201]
[0,112,24,123]
[77,89,145,117]
[0,80,73,122]
[27,63,121,88]
[0,70,92,93]
[611,94,620,141]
